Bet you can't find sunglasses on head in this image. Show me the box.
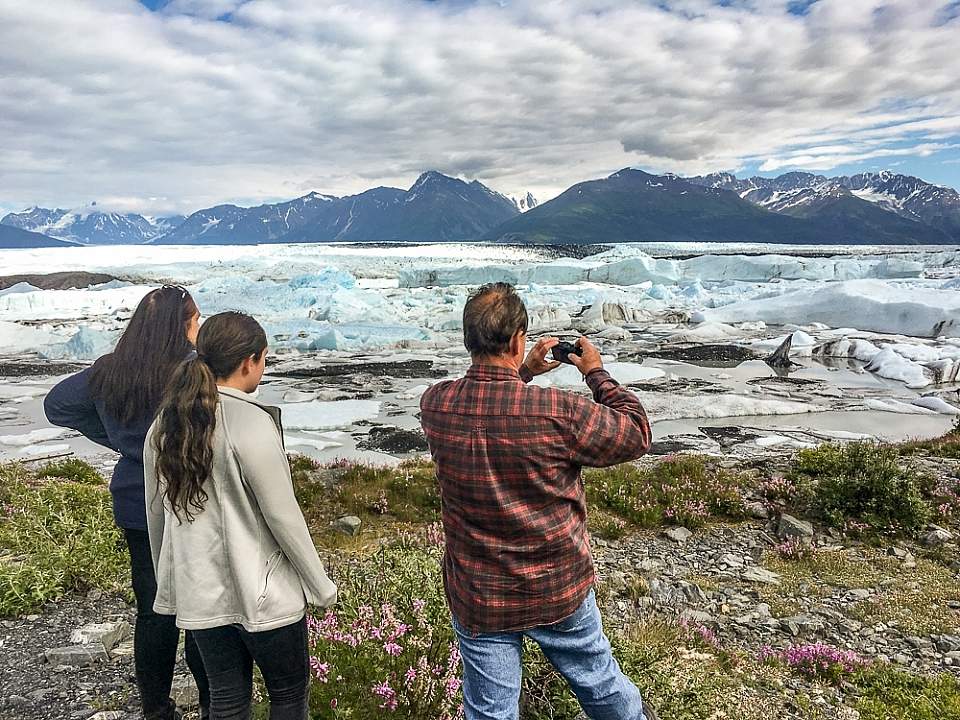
[160,284,188,299]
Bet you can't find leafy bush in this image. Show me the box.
[854,664,960,720]
[586,455,745,529]
[789,443,930,533]
[0,461,127,616]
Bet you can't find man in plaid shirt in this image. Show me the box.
[421,283,657,720]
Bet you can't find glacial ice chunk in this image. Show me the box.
[912,397,960,415]
[0,427,70,446]
[706,281,960,338]
[864,348,931,389]
[279,400,381,430]
[41,326,118,361]
[532,363,666,388]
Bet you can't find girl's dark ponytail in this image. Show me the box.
[152,312,267,522]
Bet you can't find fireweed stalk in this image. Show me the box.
[759,642,869,684]
[300,533,464,717]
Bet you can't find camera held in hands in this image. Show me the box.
[551,340,584,365]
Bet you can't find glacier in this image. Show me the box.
[1,242,959,405]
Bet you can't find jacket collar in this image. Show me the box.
[465,363,522,382]
[217,385,284,447]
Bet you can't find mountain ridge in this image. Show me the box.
[486,169,954,246]
[3,169,958,248]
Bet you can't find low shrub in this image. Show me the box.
[0,461,127,616]
[586,455,745,529]
[789,442,930,534]
[34,458,104,485]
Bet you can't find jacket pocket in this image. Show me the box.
[257,550,283,607]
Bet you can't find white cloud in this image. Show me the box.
[0,0,958,214]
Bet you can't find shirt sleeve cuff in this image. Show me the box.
[584,367,612,395]
[518,364,534,384]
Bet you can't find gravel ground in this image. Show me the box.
[0,593,199,720]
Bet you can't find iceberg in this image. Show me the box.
[706,280,960,338]
[0,320,65,354]
[41,326,118,361]
[0,285,151,321]
[864,399,938,415]
[864,347,931,389]
[913,397,960,415]
[636,393,825,420]
[398,249,923,289]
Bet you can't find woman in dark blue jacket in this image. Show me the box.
[45,285,210,720]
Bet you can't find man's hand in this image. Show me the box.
[522,336,561,377]
[569,336,603,376]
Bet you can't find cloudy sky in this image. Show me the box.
[1,0,959,216]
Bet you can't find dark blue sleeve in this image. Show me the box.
[43,367,115,450]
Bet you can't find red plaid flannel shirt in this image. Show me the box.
[420,363,652,633]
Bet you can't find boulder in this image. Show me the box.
[663,527,693,544]
[69,620,131,653]
[921,525,954,547]
[776,513,814,539]
[332,515,362,536]
[742,567,781,585]
[44,644,109,667]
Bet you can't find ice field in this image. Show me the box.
[1,241,959,463]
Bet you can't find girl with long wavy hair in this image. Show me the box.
[44,285,210,720]
[144,311,336,720]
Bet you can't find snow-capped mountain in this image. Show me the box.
[838,171,960,239]
[1,204,179,244]
[488,168,953,246]
[687,170,960,242]
[155,191,339,245]
[511,192,539,212]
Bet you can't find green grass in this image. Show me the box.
[854,664,960,720]
[585,455,745,529]
[0,461,128,616]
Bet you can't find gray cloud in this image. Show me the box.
[0,0,958,215]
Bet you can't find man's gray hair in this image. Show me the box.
[462,282,529,357]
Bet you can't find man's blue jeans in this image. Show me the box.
[452,590,649,720]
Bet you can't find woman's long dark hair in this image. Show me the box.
[89,285,198,424]
[153,312,267,522]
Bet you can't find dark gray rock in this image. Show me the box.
[776,514,814,539]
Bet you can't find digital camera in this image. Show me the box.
[551,341,583,365]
